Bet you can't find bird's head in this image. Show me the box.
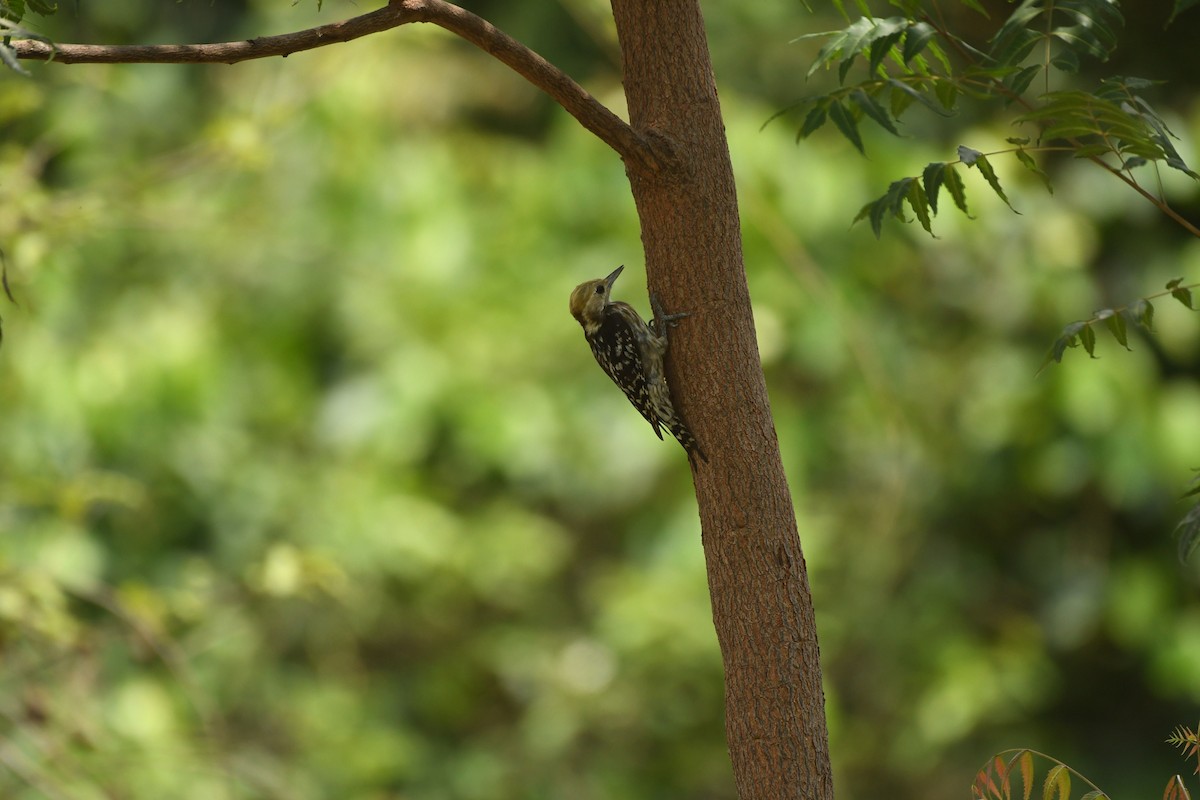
[569,265,624,330]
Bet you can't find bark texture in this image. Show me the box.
[609,3,834,798]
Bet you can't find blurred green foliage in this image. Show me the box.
[1,1,1200,799]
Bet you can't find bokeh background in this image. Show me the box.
[2,1,1200,798]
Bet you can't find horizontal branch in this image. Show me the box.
[12,0,661,170]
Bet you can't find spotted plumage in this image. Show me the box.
[569,265,706,462]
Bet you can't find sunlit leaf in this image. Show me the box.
[1043,764,1071,800]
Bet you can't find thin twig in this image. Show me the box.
[11,0,661,170]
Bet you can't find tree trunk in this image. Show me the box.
[609,3,834,798]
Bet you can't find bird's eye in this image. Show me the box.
[594,285,605,295]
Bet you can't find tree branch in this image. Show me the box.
[11,0,662,170]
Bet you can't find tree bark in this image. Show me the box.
[609,3,834,798]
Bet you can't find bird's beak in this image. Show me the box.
[604,265,624,290]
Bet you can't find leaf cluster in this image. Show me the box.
[973,747,1195,800]
[0,0,55,76]
[1168,723,1200,776]
[853,144,1024,237]
[790,1,1199,238]
[1039,278,1198,370]
[1018,79,1198,179]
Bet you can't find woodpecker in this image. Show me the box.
[569,265,706,462]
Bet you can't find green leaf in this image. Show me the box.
[971,153,1018,212]
[801,17,913,83]
[890,83,916,118]
[923,161,946,215]
[944,164,970,216]
[1172,286,1194,309]
[855,177,927,237]
[850,89,900,135]
[906,178,933,235]
[991,1,1123,71]
[1041,322,1085,371]
[869,196,888,237]
[1098,309,1130,349]
[934,80,958,111]
[1006,65,1042,98]
[1079,321,1097,357]
[868,27,906,75]
[887,78,955,117]
[1,0,23,21]
[1167,277,1184,289]
[1051,48,1081,74]
[798,102,830,140]
[829,99,865,154]
[902,22,936,64]
[990,7,1042,68]
[925,38,954,75]
[1013,148,1053,193]
[1131,298,1155,331]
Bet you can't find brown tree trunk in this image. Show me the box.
[609,3,834,798]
